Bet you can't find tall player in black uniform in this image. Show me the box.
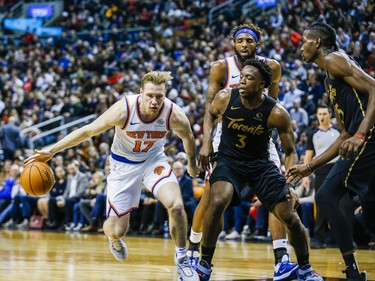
[189,23,298,281]
[196,59,323,281]
[287,22,375,281]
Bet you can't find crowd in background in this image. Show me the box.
[0,0,374,248]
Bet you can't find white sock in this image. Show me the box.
[273,239,288,249]
[175,246,186,259]
[189,229,202,244]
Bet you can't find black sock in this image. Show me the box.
[200,245,216,266]
[274,248,287,264]
[297,254,310,269]
[188,241,200,251]
[343,254,360,278]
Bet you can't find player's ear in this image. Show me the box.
[258,81,265,88]
[315,37,321,48]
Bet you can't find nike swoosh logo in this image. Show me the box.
[231,106,241,110]
[231,74,240,78]
[130,121,140,125]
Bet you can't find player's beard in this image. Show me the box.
[235,49,256,64]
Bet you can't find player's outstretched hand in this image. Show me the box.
[198,143,213,172]
[285,164,311,186]
[24,149,53,165]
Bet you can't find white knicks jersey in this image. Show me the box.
[111,94,173,162]
[223,56,241,89]
[223,55,270,94]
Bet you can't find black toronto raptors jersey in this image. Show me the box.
[218,88,277,160]
[325,58,369,136]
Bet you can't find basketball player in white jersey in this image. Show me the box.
[188,23,299,281]
[25,71,200,281]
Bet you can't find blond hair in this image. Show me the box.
[141,71,173,89]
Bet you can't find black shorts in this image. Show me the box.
[327,139,375,198]
[209,154,289,211]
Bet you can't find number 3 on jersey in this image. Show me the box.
[133,140,156,152]
[235,134,246,149]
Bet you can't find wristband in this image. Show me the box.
[354,133,366,141]
[306,164,314,173]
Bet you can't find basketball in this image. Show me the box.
[193,184,205,200]
[20,162,56,196]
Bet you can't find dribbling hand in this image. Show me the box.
[24,149,54,165]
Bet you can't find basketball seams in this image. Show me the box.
[34,164,47,196]
[39,162,56,185]
[29,164,37,196]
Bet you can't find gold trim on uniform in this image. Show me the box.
[344,126,374,187]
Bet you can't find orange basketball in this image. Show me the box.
[193,185,205,200]
[20,162,56,196]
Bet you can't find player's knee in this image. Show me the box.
[104,217,127,239]
[278,212,301,231]
[169,202,185,216]
[209,196,229,215]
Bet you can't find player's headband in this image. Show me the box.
[234,28,259,42]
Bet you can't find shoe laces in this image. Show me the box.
[301,269,320,278]
[177,255,194,276]
[111,240,123,252]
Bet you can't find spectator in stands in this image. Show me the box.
[45,161,89,229]
[0,164,20,213]
[0,173,25,227]
[70,170,106,231]
[37,166,67,219]
[172,160,196,227]
[0,116,22,161]
[281,81,304,110]
[289,99,309,131]
[0,159,12,182]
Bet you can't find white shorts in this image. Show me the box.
[106,153,177,217]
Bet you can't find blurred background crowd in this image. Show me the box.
[0,0,374,249]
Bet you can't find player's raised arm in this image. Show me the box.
[24,99,128,165]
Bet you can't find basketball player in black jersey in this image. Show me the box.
[287,22,375,281]
[196,59,323,281]
[188,23,298,281]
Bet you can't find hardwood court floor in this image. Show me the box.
[0,229,374,281]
